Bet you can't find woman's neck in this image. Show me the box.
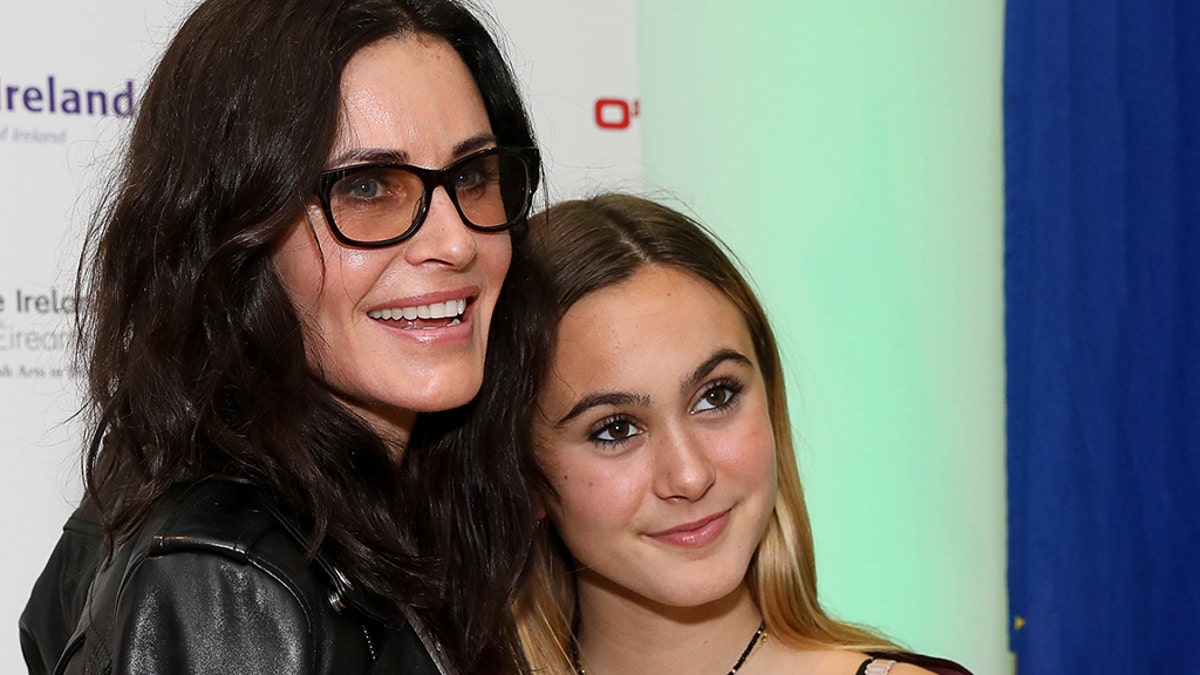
[333,393,416,458]
[574,578,764,675]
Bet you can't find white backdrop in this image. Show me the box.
[0,1,639,667]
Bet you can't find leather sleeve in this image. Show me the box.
[41,480,394,675]
[19,508,105,675]
[107,551,314,674]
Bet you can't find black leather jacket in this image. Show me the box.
[20,479,454,674]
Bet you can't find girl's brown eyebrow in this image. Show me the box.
[553,348,751,427]
[679,348,753,394]
[555,391,651,427]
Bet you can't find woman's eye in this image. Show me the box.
[588,417,643,445]
[347,179,382,198]
[454,168,485,190]
[337,171,391,200]
[693,382,741,413]
[453,159,499,194]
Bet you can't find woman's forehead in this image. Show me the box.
[332,34,491,167]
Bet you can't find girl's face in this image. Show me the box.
[272,35,511,444]
[535,265,778,613]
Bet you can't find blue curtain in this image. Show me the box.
[1005,2,1200,672]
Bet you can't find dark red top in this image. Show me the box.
[861,651,974,675]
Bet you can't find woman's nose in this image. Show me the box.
[402,186,478,268]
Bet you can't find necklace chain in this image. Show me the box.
[571,620,767,675]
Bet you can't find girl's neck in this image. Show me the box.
[574,580,764,675]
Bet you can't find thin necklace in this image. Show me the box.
[572,620,767,675]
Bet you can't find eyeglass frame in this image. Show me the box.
[313,145,540,249]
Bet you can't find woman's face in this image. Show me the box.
[535,265,778,612]
[273,35,511,444]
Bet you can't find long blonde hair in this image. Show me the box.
[514,194,897,672]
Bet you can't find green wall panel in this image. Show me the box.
[637,2,1008,672]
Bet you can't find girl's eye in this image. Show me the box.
[693,380,743,413]
[588,416,644,446]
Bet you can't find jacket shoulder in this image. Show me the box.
[142,478,369,624]
[101,544,319,673]
[55,478,377,674]
[146,478,285,560]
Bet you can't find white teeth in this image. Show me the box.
[368,298,468,321]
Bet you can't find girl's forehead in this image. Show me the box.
[543,267,756,404]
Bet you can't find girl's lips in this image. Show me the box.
[646,508,732,548]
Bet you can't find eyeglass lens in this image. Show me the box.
[328,152,529,244]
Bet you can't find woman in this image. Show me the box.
[20,1,548,673]
[515,194,972,675]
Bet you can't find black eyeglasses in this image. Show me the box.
[314,146,539,248]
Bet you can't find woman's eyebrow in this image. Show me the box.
[326,147,408,168]
[325,133,498,169]
[453,132,498,157]
[679,348,753,393]
[556,391,650,427]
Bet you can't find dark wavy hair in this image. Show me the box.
[76,0,548,671]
